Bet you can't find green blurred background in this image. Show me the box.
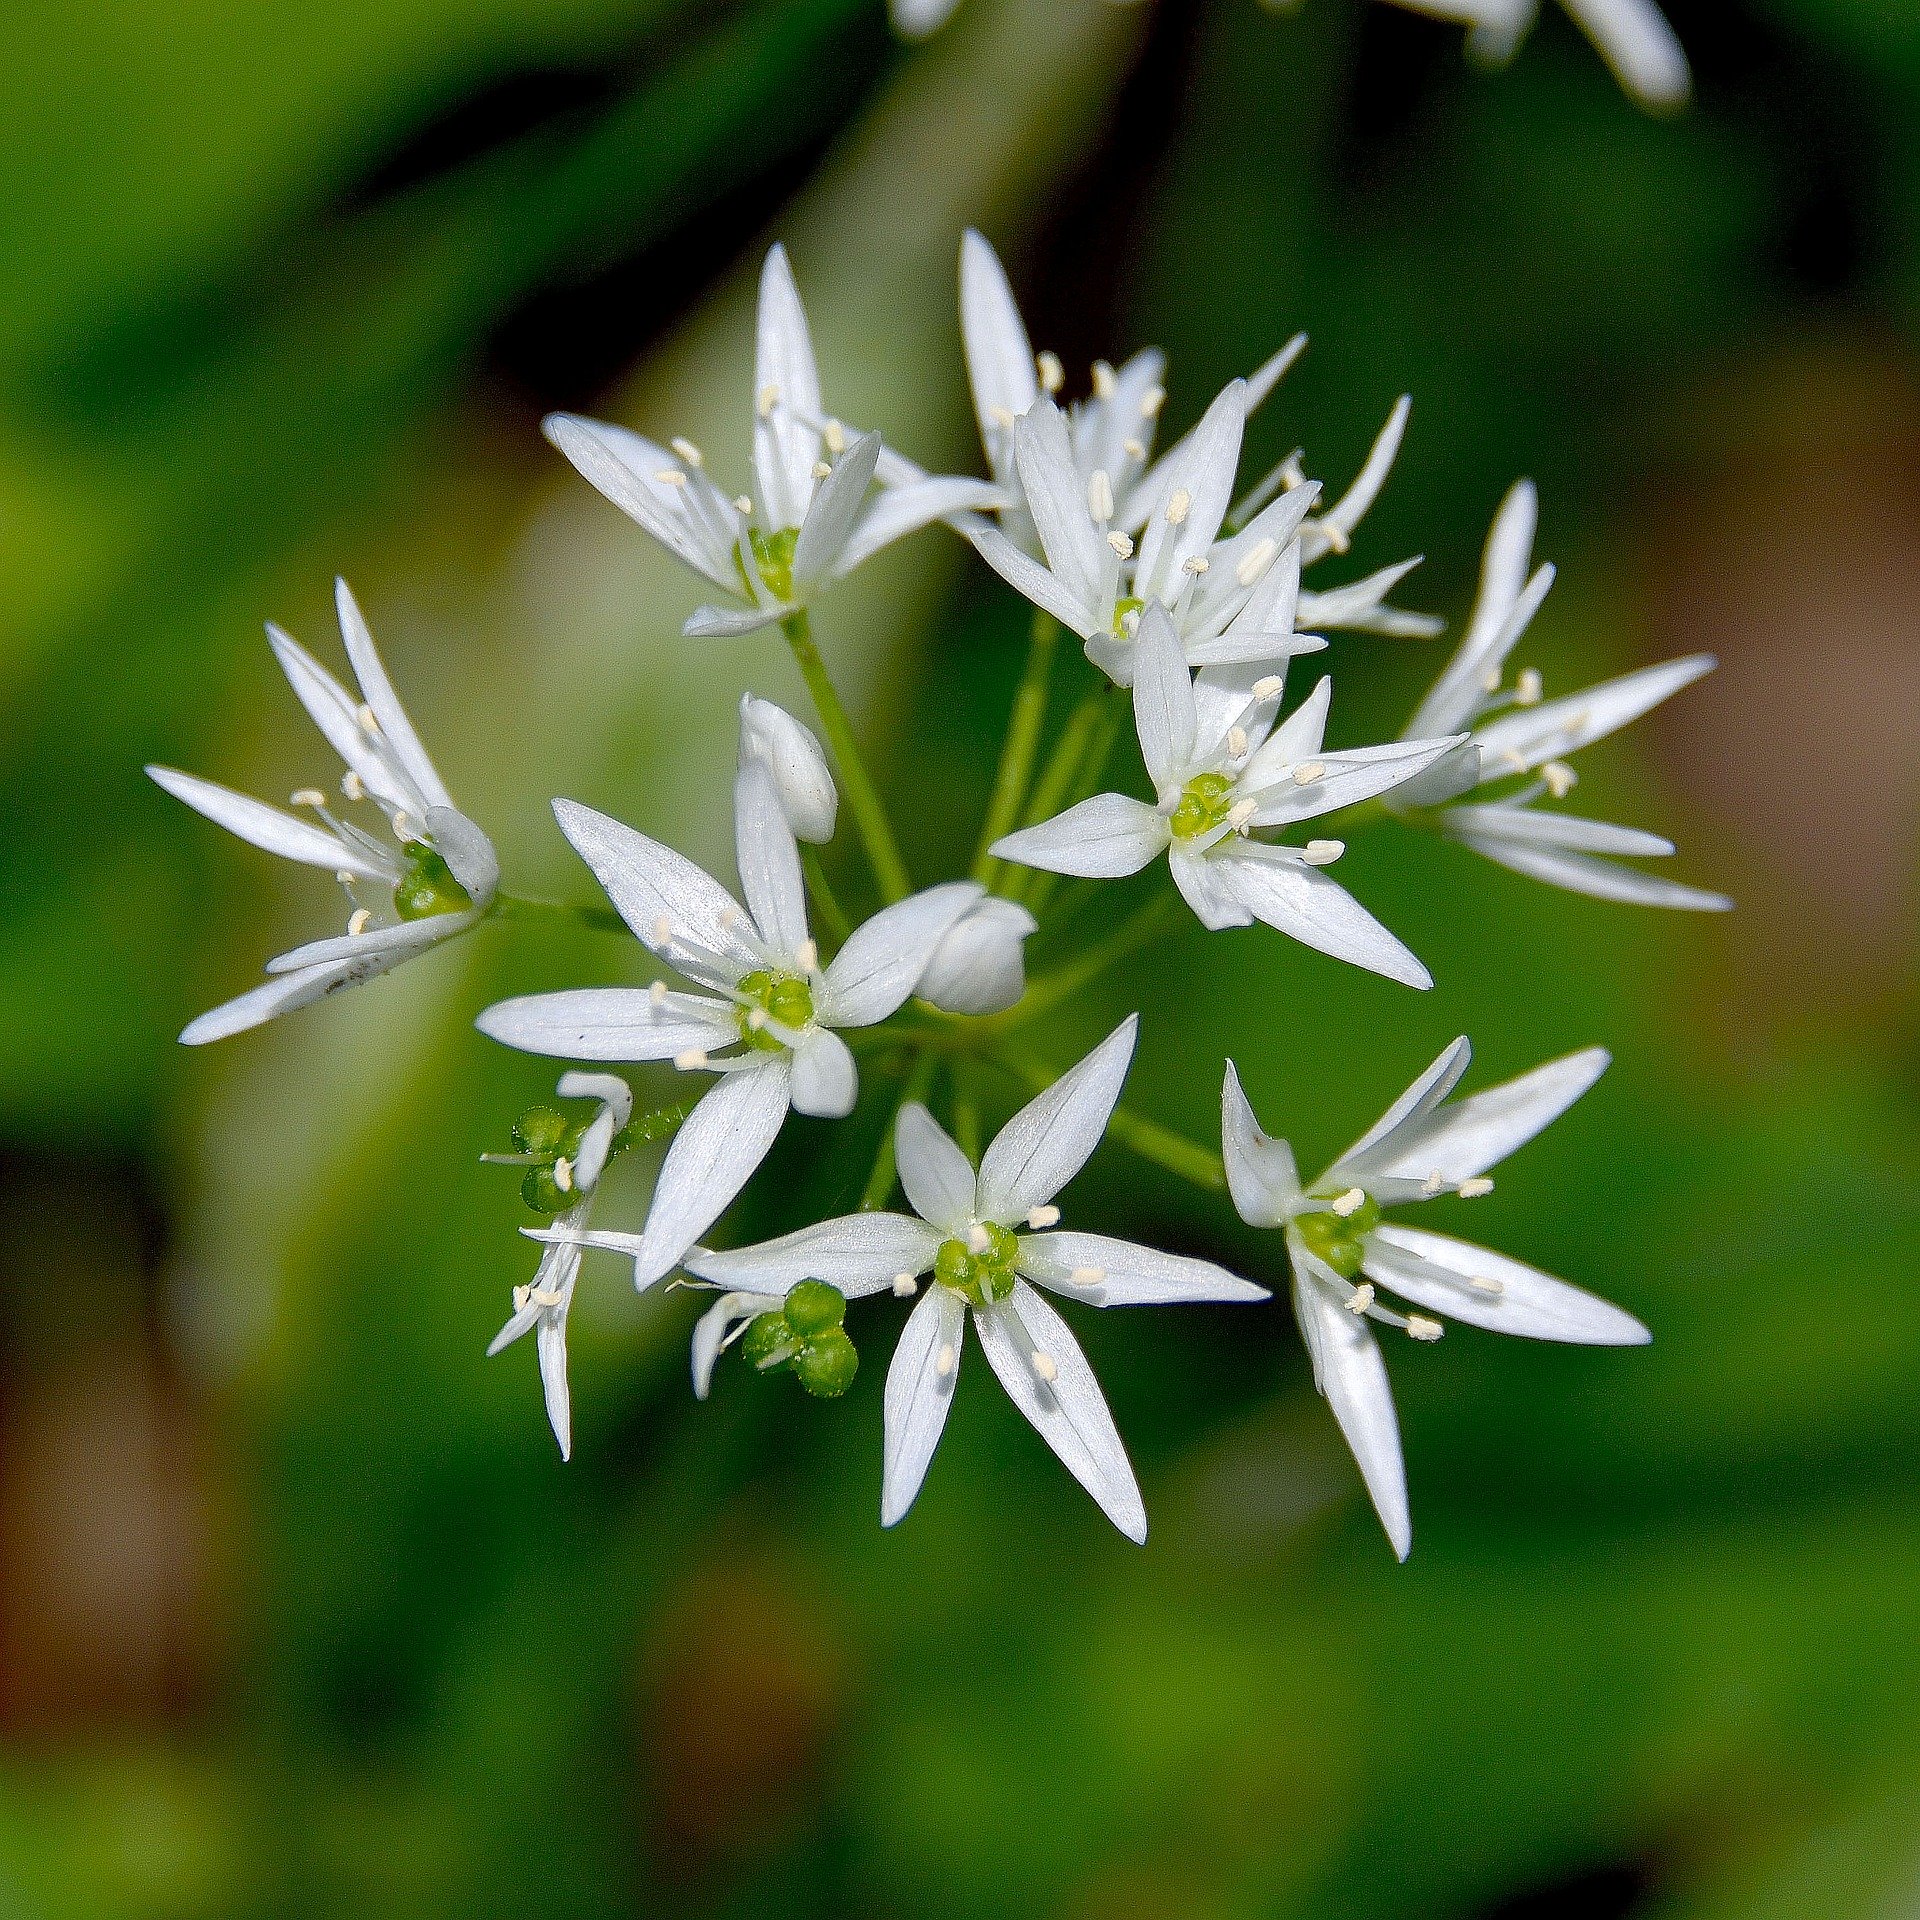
[2,0,1917,1912]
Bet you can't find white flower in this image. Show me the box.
[1391,481,1729,910]
[543,244,1000,640]
[914,896,1037,1015]
[475,762,980,1287]
[485,1072,632,1460]
[679,1016,1267,1540]
[738,693,837,843]
[147,578,498,1045]
[1222,1037,1650,1559]
[990,605,1460,985]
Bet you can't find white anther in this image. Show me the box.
[1407,1315,1445,1342]
[1139,385,1166,418]
[554,1157,574,1194]
[1278,453,1306,491]
[1122,437,1147,460]
[1227,799,1257,831]
[823,419,847,454]
[1119,605,1141,633]
[810,460,833,481]
[1501,748,1529,771]
[650,980,669,1005]
[1251,675,1284,700]
[966,1223,993,1255]
[1422,1169,1445,1196]
[528,1284,566,1308]
[655,468,688,488]
[1037,351,1064,394]
[652,915,673,945]
[1026,1205,1060,1230]
[1031,1349,1058,1383]
[391,811,415,842]
[1542,761,1577,799]
[512,1284,533,1312]
[718,906,741,929]
[335,870,356,887]
[1302,839,1344,866]
[347,908,372,936]
[1068,1266,1105,1286]
[1165,487,1192,527]
[290,787,327,808]
[892,1272,919,1297]
[796,938,818,973]
[1090,361,1117,400]
[1107,531,1134,559]
[1458,1177,1495,1198]
[1331,1187,1367,1217]
[341,770,366,802]
[1234,538,1276,587]
[734,495,754,515]
[988,405,1016,430]
[1316,520,1351,555]
[1345,1283,1376,1316]
[1482,668,1503,694]
[1227,726,1249,759]
[670,437,703,467]
[1470,1276,1506,1295]
[1291,762,1325,786]
[757,383,780,418]
[673,1048,709,1071]
[1515,667,1543,706]
[1087,470,1114,522]
[746,1008,768,1031]
[1183,555,1210,576]
[357,703,382,736]
[935,1343,957,1377]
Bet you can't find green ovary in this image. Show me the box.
[1111,595,1144,635]
[934,1224,1021,1307]
[1293,1193,1383,1280]
[736,969,814,1050]
[746,526,799,602]
[1168,772,1237,842]
[393,847,474,920]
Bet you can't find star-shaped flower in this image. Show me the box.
[678,1016,1267,1540]
[543,245,1000,639]
[147,578,498,1044]
[475,759,980,1287]
[991,604,1461,985]
[1222,1036,1650,1559]
[1390,481,1729,910]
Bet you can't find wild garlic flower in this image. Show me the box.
[682,1017,1267,1540]
[914,895,1038,1015]
[148,578,498,1044]
[484,1072,632,1461]
[992,605,1460,985]
[1390,481,1729,910]
[476,761,980,1286]
[543,244,999,639]
[1222,1037,1649,1559]
[738,692,837,843]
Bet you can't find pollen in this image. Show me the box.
[1542,761,1577,798]
[966,1223,993,1255]
[656,468,688,488]
[1227,726,1249,758]
[341,771,366,802]
[757,383,780,418]
[1482,668,1503,693]
[1407,1315,1445,1342]
[347,908,372,936]
[935,1343,957,1377]
[1165,487,1192,526]
[673,1048,709,1071]
[1345,1283,1376,1316]
[554,1157,574,1194]
[1292,762,1325,786]
[1422,1169,1445,1196]
[1091,361,1117,400]
[734,495,754,515]
[892,1272,919,1297]
[1026,1205,1060,1230]
[335,870,355,887]
[1470,1276,1506,1295]
[796,939,818,972]
[1037,350,1064,394]
[989,406,1016,430]
[1235,538,1276,587]
[811,460,833,481]
[1069,1266,1105,1286]
[652,916,673,945]
[1278,454,1306,491]
[1515,667,1543,706]
[671,437,704,467]
[290,787,327,808]
[1183,555,1210,575]
[1302,839,1344,865]
[1140,385,1166,418]
[823,419,847,454]
[1107,531,1134,559]
[391,811,415,842]
[1331,1187,1367,1217]
[1501,748,1529,772]
[1123,437,1147,460]
[1088,470,1114,522]
[1458,1177,1495,1198]
[1227,799,1257,831]
[512,1284,532,1312]
[1031,1349,1058,1382]
[746,1008,768,1031]
[1252,675,1284,700]
[357,703,382,735]
[1316,520,1351,555]
[650,981,668,1005]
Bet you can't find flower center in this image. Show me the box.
[1293,1192,1382,1279]
[1109,594,1144,636]
[934,1223,1021,1307]
[393,846,474,921]
[1168,771,1237,842]
[736,968,814,1050]
[740,1280,858,1398]
[746,525,799,603]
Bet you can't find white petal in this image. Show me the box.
[1365,1226,1650,1344]
[426,805,498,905]
[1255,674,1330,767]
[818,881,981,1027]
[1130,604,1197,790]
[753,243,825,531]
[1220,1060,1301,1227]
[967,522,1096,636]
[691,1290,787,1399]
[914,897,1035,1016]
[475,988,733,1062]
[990,794,1167,879]
[555,1072,635,1131]
[1463,835,1732,910]
[178,952,399,1045]
[1559,0,1690,107]
[684,603,782,639]
[1291,1257,1410,1559]
[1334,1035,1473,1173]
[976,1283,1146,1544]
[267,627,415,812]
[960,230,1039,447]
[1013,402,1104,608]
[685,1212,942,1297]
[1444,804,1674,858]
[1019,1231,1268,1306]
[882,1285,966,1527]
[333,579,452,811]
[1211,846,1432,989]
[146,766,387,878]
[1472,655,1715,772]
[835,476,1006,576]
[553,799,758,975]
[738,694,837,844]
[537,1308,574,1460]
[570,1105,619,1191]
[1296,557,1439,636]
[789,1026,858,1118]
[1134,381,1245,601]
[891,0,964,34]
[1168,843,1251,930]
[895,1103,978,1234]
[1305,395,1410,555]
[734,760,809,959]
[791,430,881,586]
[631,1059,792,1287]
[265,911,476,972]
[1364,1045,1609,1183]
[977,1014,1136,1223]
[1245,735,1463,829]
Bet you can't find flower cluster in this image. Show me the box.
[155,231,1721,1553]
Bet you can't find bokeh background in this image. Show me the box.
[2,0,1917,1913]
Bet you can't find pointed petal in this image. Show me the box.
[790,1026,858,1118]
[426,805,498,905]
[178,954,396,1045]
[977,1015,1136,1223]
[1168,843,1251,929]
[882,1286,966,1527]
[1134,381,1245,600]
[977,1284,1146,1543]
[818,882,982,1027]
[1257,675,1330,767]
[753,243,825,530]
[555,1072,634,1130]
[537,1312,574,1460]
[1442,804,1674,857]
[895,1103,978,1234]
[1472,655,1716,773]
[834,475,1005,576]
[792,430,882,586]
[334,579,451,811]
[1013,402,1104,607]
[966,521,1096,636]
[691,1290,787,1398]
[1364,1226,1649,1344]
[1363,1046,1609,1183]
[1463,835,1732,910]
[475,988,734,1062]
[1019,1231,1268,1306]
[267,627,415,812]
[1559,0,1690,107]
[1221,1061,1302,1227]
[1245,735,1463,828]
[1212,846,1432,989]
[739,694,837,843]
[990,794,1167,878]
[735,760,809,959]
[1334,1036,1473,1173]
[961,230,1040,445]
[265,912,475,972]
[146,766,387,878]
[1305,395,1410,557]
[914,897,1035,1016]
[1131,604,1197,789]
[685,1213,941,1297]
[684,603,782,639]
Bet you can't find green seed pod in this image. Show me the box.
[793,1328,858,1398]
[512,1106,569,1155]
[392,848,473,921]
[521,1165,571,1215]
[740,1313,794,1372]
[783,1280,846,1337]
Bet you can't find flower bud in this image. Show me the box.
[792,1327,858,1398]
[739,695,837,843]
[915,898,1037,1016]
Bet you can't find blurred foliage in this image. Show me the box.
[0,0,1917,1915]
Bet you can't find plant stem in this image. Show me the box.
[860,1051,938,1209]
[494,892,631,936]
[782,610,911,904]
[801,845,852,945]
[992,891,1181,1033]
[972,608,1059,886]
[997,1055,1227,1192]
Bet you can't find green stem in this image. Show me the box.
[782,609,911,905]
[800,845,852,945]
[494,892,631,936]
[972,608,1059,886]
[860,1051,939,1209]
[992,891,1181,1033]
[951,1063,982,1163]
[998,1055,1226,1192]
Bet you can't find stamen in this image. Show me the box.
[656,468,688,487]
[1541,761,1577,798]
[341,770,366,802]
[1165,487,1192,526]
[1087,470,1114,522]
[1234,538,1276,587]
[757,383,780,418]
[1500,748,1529,772]
[1037,351,1064,394]
[1090,361,1117,400]
[810,460,833,481]
[347,908,372,936]
[1031,1349,1058,1383]
[554,1157,574,1194]
[988,406,1016,431]
[1139,385,1166,418]
[512,1284,532,1312]
[529,1285,565,1308]
[1315,521,1352,555]
[823,419,847,454]
[391,811,415,842]
[1226,726,1249,759]
[892,1272,919,1297]
[1302,839,1344,865]
[1107,531,1134,559]
[1458,1177,1495,1198]
[1068,1266,1105,1286]
[1470,1276,1506,1295]
[966,1223,993,1255]
[1515,667,1543,706]
[935,1342,957,1377]
[796,938,818,973]
[746,1008,769,1031]
[1422,1169,1445,1196]
[734,495,754,516]
[1406,1315,1445,1342]
[652,916,673,945]
[1481,668,1503,694]
[1183,555,1210,575]
[335,870,356,887]
[1251,675,1284,700]
[1122,437,1147,460]
[1345,1282,1376,1316]
[671,437,704,467]
[357,704,382,736]
[1026,1205,1060,1230]
[1291,762,1325,786]
[1330,1187,1367,1217]
[650,981,668,1005]
[1227,799,1257,831]
[673,1048,710,1071]
[1278,453,1306,491]
[290,787,327,808]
